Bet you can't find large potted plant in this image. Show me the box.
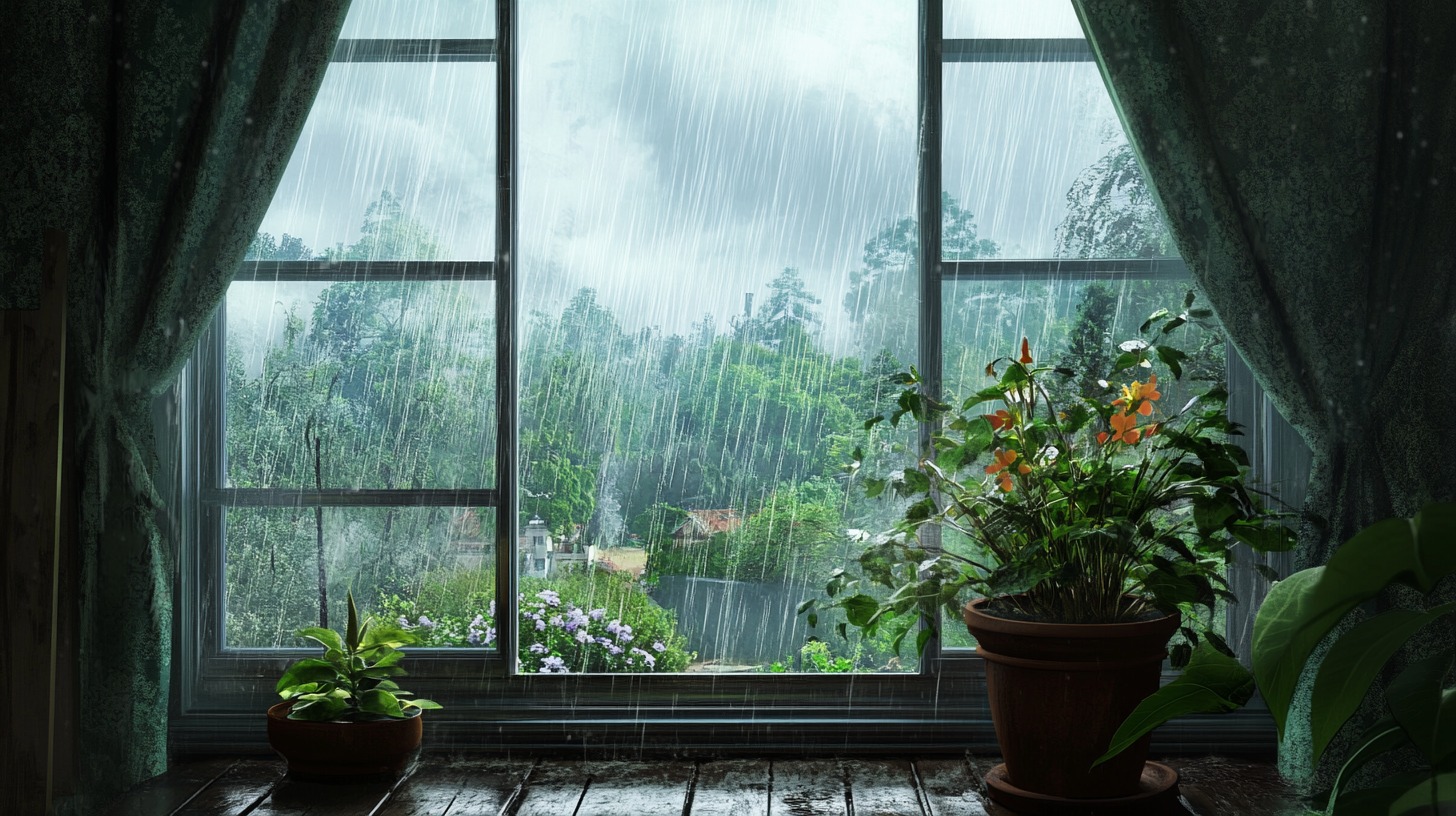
[267,592,442,780]
[812,295,1293,812]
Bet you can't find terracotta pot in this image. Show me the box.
[266,702,422,780]
[963,597,1180,802]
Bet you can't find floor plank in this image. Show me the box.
[769,760,848,816]
[913,758,990,816]
[842,760,925,816]
[573,761,693,816]
[509,760,590,816]
[687,760,770,816]
[106,758,237,816]
[173,759,285,816]
[248,775,401,815]
[374,757,533,816]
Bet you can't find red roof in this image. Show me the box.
[671,509,743,539]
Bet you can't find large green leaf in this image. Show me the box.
[1254,515,1429,740]
[1388,770,1456,815]
[1310,605,1456,764]
[1253,568,1336,738]
[1388,650,1455,764]
[276,658,342,696]
[358,688,406,719]
[287,696,348,722]
[296,626,344,654]
[1094,643,1252,766]
[1437,688,1456,766]
[345,591,360,652]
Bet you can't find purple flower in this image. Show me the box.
[589,608,606,621]
[540,656,568,673]
[563,608,589,632]
[397,616,411,628]
[575,629,593,644]
[606,620,623,636]
[471,614,487,628]
[483,626,496,645]
[529,642,548,654]
[549,615,564,628]
[535,618,547,631]
[489,599,497,618]
[417,615,436,629]
[467,629,483,646]
[537,589,562,607]
[652,641,666,653]
[607,644,623,656]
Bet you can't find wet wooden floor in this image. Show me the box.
[108,754,1305,815]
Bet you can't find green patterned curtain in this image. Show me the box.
[1072,0,1456,791]
[2,0,349,805]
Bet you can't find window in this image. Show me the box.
[176,0,1288,753]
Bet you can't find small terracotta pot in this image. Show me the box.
[964,597,1180,801]
[266,701,422,780]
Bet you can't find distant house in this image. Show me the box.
[670,509,742,543]
[519,516,595,578]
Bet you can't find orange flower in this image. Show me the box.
[1019,337,1034,365]
[985,447,1028,492]
[1113,373,1161,416]
[986,409,1014,431]
[1103,411,1142,445]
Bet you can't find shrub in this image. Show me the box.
[377,566,694,673]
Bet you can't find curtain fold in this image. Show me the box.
[2,0,349,806]
[1072,0,1456,791]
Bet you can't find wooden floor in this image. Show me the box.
[108,755,1305,816]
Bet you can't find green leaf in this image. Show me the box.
[288,696,348,722]
[1388,770,1456,816]
[1095,643,1253,766]
[1183,290,1196,309]
[1231,522,1297,553]
[276,658,341,695]
[1437,687,1456,766]
[1254,518,1430,740]
[1326,718,1409,812]
[1309,606,1456,764]
[296,627,344,654]
[841,594,880,628]
[405,698,443,711]
[358,688,406,718]
[1388,650,1455,764]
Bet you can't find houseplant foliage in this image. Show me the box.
[276,591,441,721]
[1253,503,1456,815]
[810,293,1295,757]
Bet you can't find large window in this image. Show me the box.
[177,0,1287,753]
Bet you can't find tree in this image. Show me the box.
[1055,142,1174,259]
[246,232,315,261]
[843,193,1000,360]
[735,267,822,350]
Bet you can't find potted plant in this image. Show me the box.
[1254,503,1456,815]
[267,591,442,780]
[811,294,1293,811]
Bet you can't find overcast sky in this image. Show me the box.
[252,0,1121,354]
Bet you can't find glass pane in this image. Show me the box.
[938,276,1227,649]
[225,505,496,648]
[340,0,496,39]
[944,0,1084,39]
[252,63,496,262]
[942,61,1173,260]
[224,280,496,489]
[518,0,919,673]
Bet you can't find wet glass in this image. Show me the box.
[943,60,1174,260]
[340,0,496,42]
[944,0,1085,39]
[254,62,497,262]
[223,280,497,491]
[515,0,919,673]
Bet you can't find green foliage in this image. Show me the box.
[649,479,845,583]
[765,639,858,674]
[275,592,441,722]
[1056,141,1174,260]
[1252,503,1456,815]
[378,567,694,673]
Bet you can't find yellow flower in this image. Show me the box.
[1113,373,1161,417]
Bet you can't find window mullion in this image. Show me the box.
[493,0,519,676]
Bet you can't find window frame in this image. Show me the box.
[172,0,1285,756]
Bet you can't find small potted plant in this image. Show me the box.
[812,293,1293,811]
[267,591,442,780]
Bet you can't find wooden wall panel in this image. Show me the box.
[1,228,69,816]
